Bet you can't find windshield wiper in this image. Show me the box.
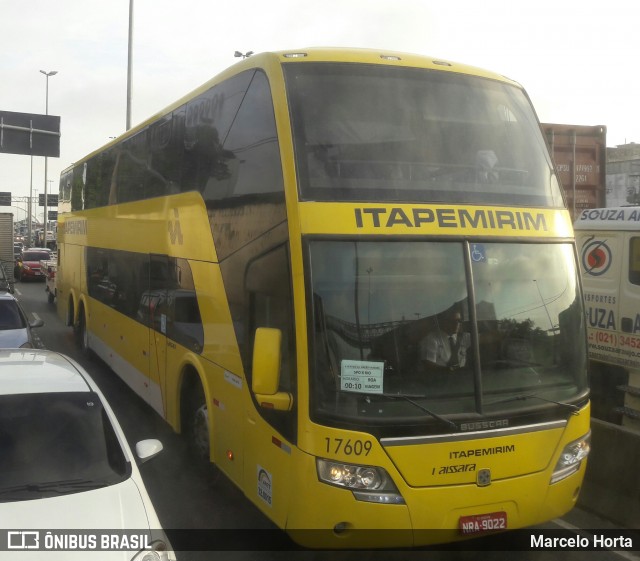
[0,478,107,499]
[492,358,543,368]
[363,393,458,431]
[487,392,581,414]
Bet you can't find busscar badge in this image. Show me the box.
[477,468,491,487]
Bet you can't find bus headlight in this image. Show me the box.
[316,459,405,504]
[551,431,591,484]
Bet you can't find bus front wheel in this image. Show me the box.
[184,383,210,463]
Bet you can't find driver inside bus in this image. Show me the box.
[419,308,470,373]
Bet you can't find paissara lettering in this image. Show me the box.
[354,207,547,231]
[433,463,476,475]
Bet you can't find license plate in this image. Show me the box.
[459,511,507,535]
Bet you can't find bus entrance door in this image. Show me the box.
[147,255,169,417]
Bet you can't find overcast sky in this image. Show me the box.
[1,0,638,220]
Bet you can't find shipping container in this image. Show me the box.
[542,123,607,221]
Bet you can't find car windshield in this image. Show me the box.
[308,240,587,434]
[0,300,26,330]
[22,251,50,261]
[0,392,130,500]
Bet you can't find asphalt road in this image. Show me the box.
[12,278,640,561]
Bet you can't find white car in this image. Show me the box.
[0,350,175,560]
[0,293,44,348]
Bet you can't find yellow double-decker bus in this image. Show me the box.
[57,48,590,548]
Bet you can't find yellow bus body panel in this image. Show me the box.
[58,192,218,260]
[284,406,589,547]
[382,426,564,486]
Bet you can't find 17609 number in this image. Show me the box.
[325,437,372,456]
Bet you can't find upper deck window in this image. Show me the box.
[284,63,562,207]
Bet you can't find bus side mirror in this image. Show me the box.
[252,327,293,411]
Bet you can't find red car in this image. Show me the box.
[14,249,52,282]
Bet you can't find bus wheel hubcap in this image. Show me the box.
[192,404,209,459]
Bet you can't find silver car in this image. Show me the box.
[0,292,43,348]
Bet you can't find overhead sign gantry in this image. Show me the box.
[0,110,60,157]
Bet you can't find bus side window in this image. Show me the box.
[218,71,284,199]
[147,115,178,197]
[116,131,149,204]
[182,71,254,195]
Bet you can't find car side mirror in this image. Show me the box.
[135,439,164,464]
[30,318,44,329]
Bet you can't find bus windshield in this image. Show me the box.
[285,63,562,207]
[308,240,587,432]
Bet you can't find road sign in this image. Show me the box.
[39,194,58,207]
[0,110,60,157]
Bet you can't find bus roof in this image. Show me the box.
[573,207,640,231]
[266,47,519,81]
[61,47,522,175]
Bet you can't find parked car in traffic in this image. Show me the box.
[0,292,43,348]
[0,261,14,294]
[14,248,52,282]
[0,349,174,560]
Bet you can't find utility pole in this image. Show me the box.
[40,70,58,248]
[126,0,134,130]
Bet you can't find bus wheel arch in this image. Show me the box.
[180,366,211,464]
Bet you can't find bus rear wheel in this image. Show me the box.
[76,309,90,357]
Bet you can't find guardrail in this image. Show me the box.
[578,418,640,527]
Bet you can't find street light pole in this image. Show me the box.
[126,0,134,130]
[28,156,33,247]
[40,69,57,248]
